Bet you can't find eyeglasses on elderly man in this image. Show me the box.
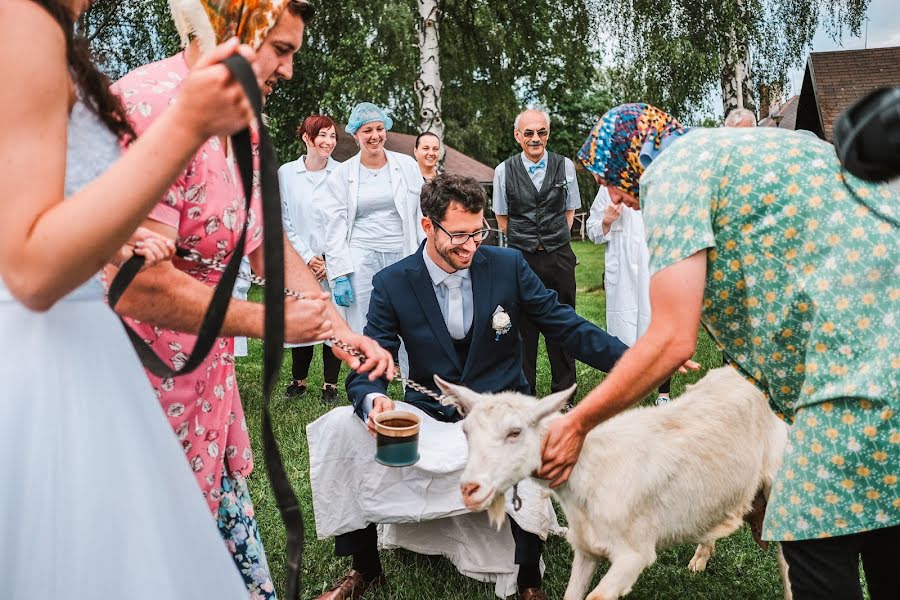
[516,127,549,139]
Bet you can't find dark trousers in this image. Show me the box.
[291,344,341,384]
[335,517,544,582]
[781,524,900,599]
[518,243,577,394]
[658,377,671,395]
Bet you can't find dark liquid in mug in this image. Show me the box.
[380,419,417,429]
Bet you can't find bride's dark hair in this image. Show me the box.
[34,0,135,140]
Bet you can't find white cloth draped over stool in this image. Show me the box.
[307,402,564,598]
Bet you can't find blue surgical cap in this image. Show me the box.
[345,102,394,135]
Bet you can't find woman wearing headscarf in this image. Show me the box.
[279,114,343,402]
[586,185,674,404]
[321,102,425,333]
[540,103,899,599]
[112,3,393,598]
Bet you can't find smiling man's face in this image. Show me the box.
[253,8,305,98]
[514,110,550,163]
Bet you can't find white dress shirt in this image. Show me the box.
[278,155,340,262]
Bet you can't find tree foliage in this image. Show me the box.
[594,0,870,121]
[80,0,180,80]
[85,0,609,182]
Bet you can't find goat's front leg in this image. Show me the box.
[563,546,598,600]
[586,545,656,600]
[688,542,715,572]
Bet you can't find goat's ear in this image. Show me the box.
[434,375,479,416]
[529,384,576,423]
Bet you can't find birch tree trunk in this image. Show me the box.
[721,32,757,118]
[415,0,444,145]
[721,0,756,119]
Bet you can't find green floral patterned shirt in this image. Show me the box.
[640,127,899,541]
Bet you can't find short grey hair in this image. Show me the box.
[724,108,757,128]
[514,108,551,131]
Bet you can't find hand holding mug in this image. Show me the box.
[367,395,395,437]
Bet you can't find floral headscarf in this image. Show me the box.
[169,0,299,51]
[577,103,687,199]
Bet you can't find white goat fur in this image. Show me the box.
[437,367,790,600]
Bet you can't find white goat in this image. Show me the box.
[436,367,790,600]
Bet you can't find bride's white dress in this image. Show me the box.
[0,101,247,599]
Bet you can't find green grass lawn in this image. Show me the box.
[236,240,785,599]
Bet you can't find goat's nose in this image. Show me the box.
[461,482,480,499]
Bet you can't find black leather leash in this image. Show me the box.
[108,54,303,600]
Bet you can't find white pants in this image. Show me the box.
[346,246,409,377]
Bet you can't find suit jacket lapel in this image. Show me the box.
[462,252,491,378]
[407,251,464,372]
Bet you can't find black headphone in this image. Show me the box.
[833,86,900,183]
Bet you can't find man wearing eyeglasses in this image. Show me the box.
[492,108,582,396]
[313,175,627,600]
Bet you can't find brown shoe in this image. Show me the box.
[314,569,386,600]
[516,588,549,600]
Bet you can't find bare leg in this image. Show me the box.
[777,542,793,600]
[563,546,598,600]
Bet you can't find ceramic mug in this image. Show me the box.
[373,410,421,467]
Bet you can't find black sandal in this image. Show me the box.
[284,380,307,399]
[321,384,339,404]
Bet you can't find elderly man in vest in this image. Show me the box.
[492,108,581,395]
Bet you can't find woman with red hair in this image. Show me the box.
[278,114,344,402]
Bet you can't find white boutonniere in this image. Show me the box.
[492,305,512,341]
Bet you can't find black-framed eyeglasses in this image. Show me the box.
[430,218,492,245]
[517,128,549,139]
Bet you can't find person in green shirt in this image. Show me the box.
[539,103,899,599]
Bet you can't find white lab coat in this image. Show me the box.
[278,155,342,348]
[278,155,341,262]
[232,257,253,357]
[586,188,650,347]
[320,150,425,333]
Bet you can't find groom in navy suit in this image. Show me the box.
[317,175,628,600]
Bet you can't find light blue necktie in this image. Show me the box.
[527,158,546,176]
[444,274,465,340]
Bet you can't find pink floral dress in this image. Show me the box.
[113,54,263,514]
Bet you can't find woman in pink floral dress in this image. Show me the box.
[109,2,394,598]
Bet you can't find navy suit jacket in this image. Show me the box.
[346,244,629,421]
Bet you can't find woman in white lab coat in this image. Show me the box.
[320,103,424,335]
[278,115,343,402]
[587,187,672,403]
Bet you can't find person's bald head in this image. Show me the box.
[514,109,552,162]
[724,108,757,128]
